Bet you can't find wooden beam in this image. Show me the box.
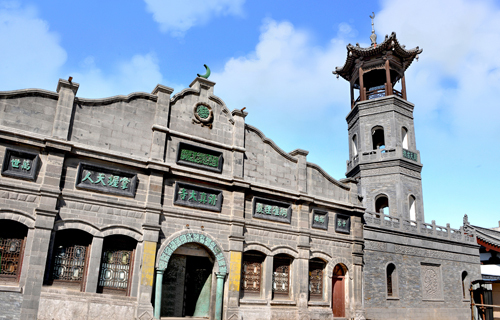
[402,74,407,100]
[385,59,393,96]
[359,68,365,101]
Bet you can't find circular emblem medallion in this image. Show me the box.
[193,102,214,128]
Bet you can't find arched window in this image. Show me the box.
[309,258,325,301]
[409,195,416,221]
[49,229,93,291]
[372,126,385,150]
[386,263,397,297]
[0,220,28,283]
[98,235,137,296]
[402,127,409,149]
[272,254,292,299]
[375,195,389,215]
[462,271,468,299]
[241,251,265,298]
[352,134,358,157]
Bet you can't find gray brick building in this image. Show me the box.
[0,32,480,320]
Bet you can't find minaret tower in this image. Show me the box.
[333,19,424,221]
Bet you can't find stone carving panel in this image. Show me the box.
[364,240,387,251]
[394,244,477,263]
[421,264,443,300]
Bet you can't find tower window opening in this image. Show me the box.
[386,263,397,297]
[372,127,385,150]
[375,195,389,215]
[461,271,468,299]
[409,195,416,221]
[402,127,408,149]
[352,135,358,157]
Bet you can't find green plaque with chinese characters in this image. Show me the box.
[75,163,138,197]
[403,149,418,162]
[335,213,350,234]
[176,142,223,173]
[1,148,40,182]
[252,197,292,224]
[174,182,223,212]
[311,210,328,230]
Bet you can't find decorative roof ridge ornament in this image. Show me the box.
[197,64,211,79]
[369,12,377,47]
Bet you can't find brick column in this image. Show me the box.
[289,149,308,194]
[150,85,174,161]
[296,202,311,318]
[263,255,274,301]
[137,171,163,320]
[52,79,79,140]
[231,109,247,179]
[84,236,104,293]
[225,190,245,319]
[20,151,65,320]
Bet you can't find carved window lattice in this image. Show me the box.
[241,258,262,293]
[52,245,87,282]
[273,257,290,295]
[0,238,24,279]
[309,261,324,298]
[98,250,133,291]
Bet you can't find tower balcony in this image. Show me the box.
[354,87,404,104]
[346,146,420,173]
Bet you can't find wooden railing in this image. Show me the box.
[353,87,405,105]
[366,88,385,100]
[393,89,403,98]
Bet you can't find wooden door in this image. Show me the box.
[332,275,345,317]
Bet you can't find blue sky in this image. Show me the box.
[0,0,499,229]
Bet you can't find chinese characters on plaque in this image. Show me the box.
[252,197,292,224]
[311,210,328,230]
[403,149,418,162]
[75,163,138,197]
[1,148,40,181]
[176,142,223,173]
[174,182,223,212]
[335,214,351,234]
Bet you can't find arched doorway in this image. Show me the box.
[332,264,346,317]
[161,243,213,317]
[154,232,228,320]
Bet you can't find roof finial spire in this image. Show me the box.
[369,12,377,47]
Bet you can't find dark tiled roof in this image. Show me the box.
[472,224,500,249]
[333,32,423,81]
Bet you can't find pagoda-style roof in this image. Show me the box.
[334,32,423,82]
[473,225,500,251]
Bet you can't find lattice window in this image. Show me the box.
[309,260,324,300]
[241,256,262,295]
[52,245,88,282]
[273,256,291,296]
[0,238,25,280]
[98,250,133,292]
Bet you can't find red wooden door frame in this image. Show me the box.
[332,275,345,317]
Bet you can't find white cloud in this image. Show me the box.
[71,53,170,98]
[0,2,66,91]
[211,19,350,115]
[144,0,245,37]
[376,0,500,136]
[0,3,175,98]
